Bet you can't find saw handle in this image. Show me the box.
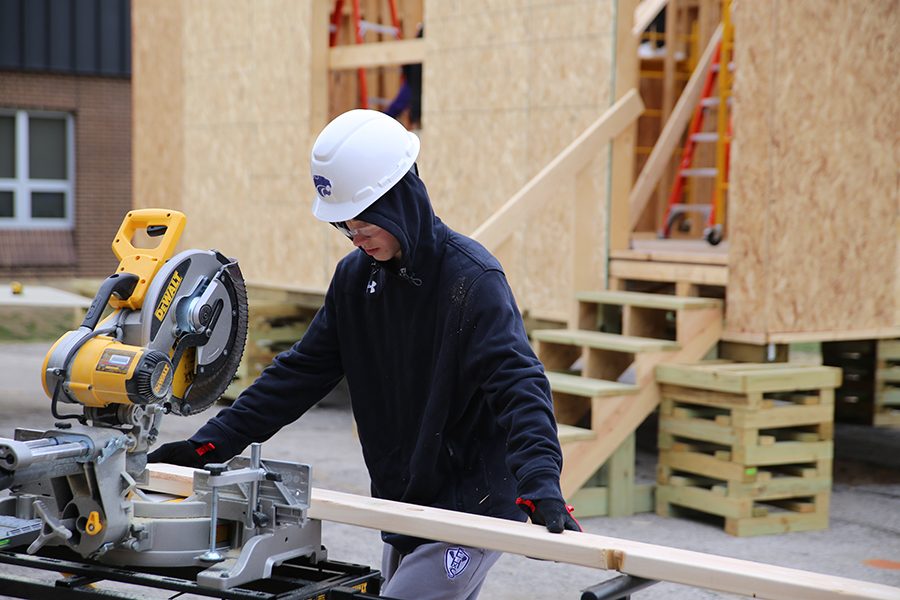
[112,209,186,263]
[110,209,187,311]
[81,273,139,330]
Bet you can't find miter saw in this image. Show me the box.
[0,210,356,594]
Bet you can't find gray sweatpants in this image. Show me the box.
[380,542,502,600]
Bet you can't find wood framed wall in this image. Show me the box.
[133,1,627,322]
[422,0,625,322]
[133,1,338,292]
[328,0,424,125]
[725,0,899,342]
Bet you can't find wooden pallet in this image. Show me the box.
[654,361,841,536]
[874,339,900,427]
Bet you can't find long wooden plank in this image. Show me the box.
[143,465,900,600]
[532,329,679,353]
[608,258,728,286]
[471,90,644,251]
[722,327,900,345]
[628,25,722,230]
[656,363,841,394]
[546,371,638,398]
[610,246,729,266]
[609,0,640,252]
[557,423,597,443]
[329,38,425,70]
[632,0,669,37]
[576,290,722,311]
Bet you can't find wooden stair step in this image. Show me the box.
[546,371,638,397]
[532,329,680,353]
[656,361,843,394]
[576,290,722,311]
[557,424,596,443]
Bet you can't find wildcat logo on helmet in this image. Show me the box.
[444,546,470,580]
[313,174,332,197]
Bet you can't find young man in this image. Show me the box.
[149,109,580,600]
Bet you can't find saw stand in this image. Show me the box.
[0,440,390,598]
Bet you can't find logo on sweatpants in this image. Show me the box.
[444,546,470,579]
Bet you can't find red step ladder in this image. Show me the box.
[330,0,403,109]
[660,37,731,245]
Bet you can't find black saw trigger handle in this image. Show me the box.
[81,273,140,331]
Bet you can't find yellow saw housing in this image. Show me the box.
[42,208,247,416]
[43,210,184,409]
[58,339,174,408]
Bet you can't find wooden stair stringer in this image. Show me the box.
[560,306,723,497]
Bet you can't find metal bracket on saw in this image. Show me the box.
[187,444,324,589]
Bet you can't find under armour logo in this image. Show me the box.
[367,281,377,294]
[444,546,470,579]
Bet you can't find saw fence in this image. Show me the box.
[146,464,899,600]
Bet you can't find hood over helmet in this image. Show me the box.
[354,167,448,277]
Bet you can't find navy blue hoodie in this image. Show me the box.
[192,169,565,552]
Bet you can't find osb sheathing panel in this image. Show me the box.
[727,0,899,336]
[134,1,619,313]
[132,0,184,215]
[421,0,617,319]
[134,1,344,290]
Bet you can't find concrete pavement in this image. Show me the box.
[0,341,898,599]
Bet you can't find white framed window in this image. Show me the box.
[0,110,75,229]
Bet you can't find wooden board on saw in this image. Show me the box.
[142,463,900,600]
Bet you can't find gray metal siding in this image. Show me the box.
[0,0,130,77]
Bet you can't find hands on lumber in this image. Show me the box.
[516,497,582,533]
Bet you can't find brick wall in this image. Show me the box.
[0,71,131,279]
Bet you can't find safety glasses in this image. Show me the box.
[330,221,381,240]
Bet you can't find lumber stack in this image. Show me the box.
[654,361,842,536]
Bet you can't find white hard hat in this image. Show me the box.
[310,109,420,222]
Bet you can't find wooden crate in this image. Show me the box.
[874,339,900,427]
[654,362,841,536]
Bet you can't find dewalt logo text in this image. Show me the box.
[154,271,183,321]
[153,362,171,396]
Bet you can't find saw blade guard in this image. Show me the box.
[140,249,249,415]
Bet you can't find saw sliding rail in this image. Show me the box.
[0,548,384,600]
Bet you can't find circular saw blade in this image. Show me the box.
[176,261,248,415]
[138,249,249,416]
